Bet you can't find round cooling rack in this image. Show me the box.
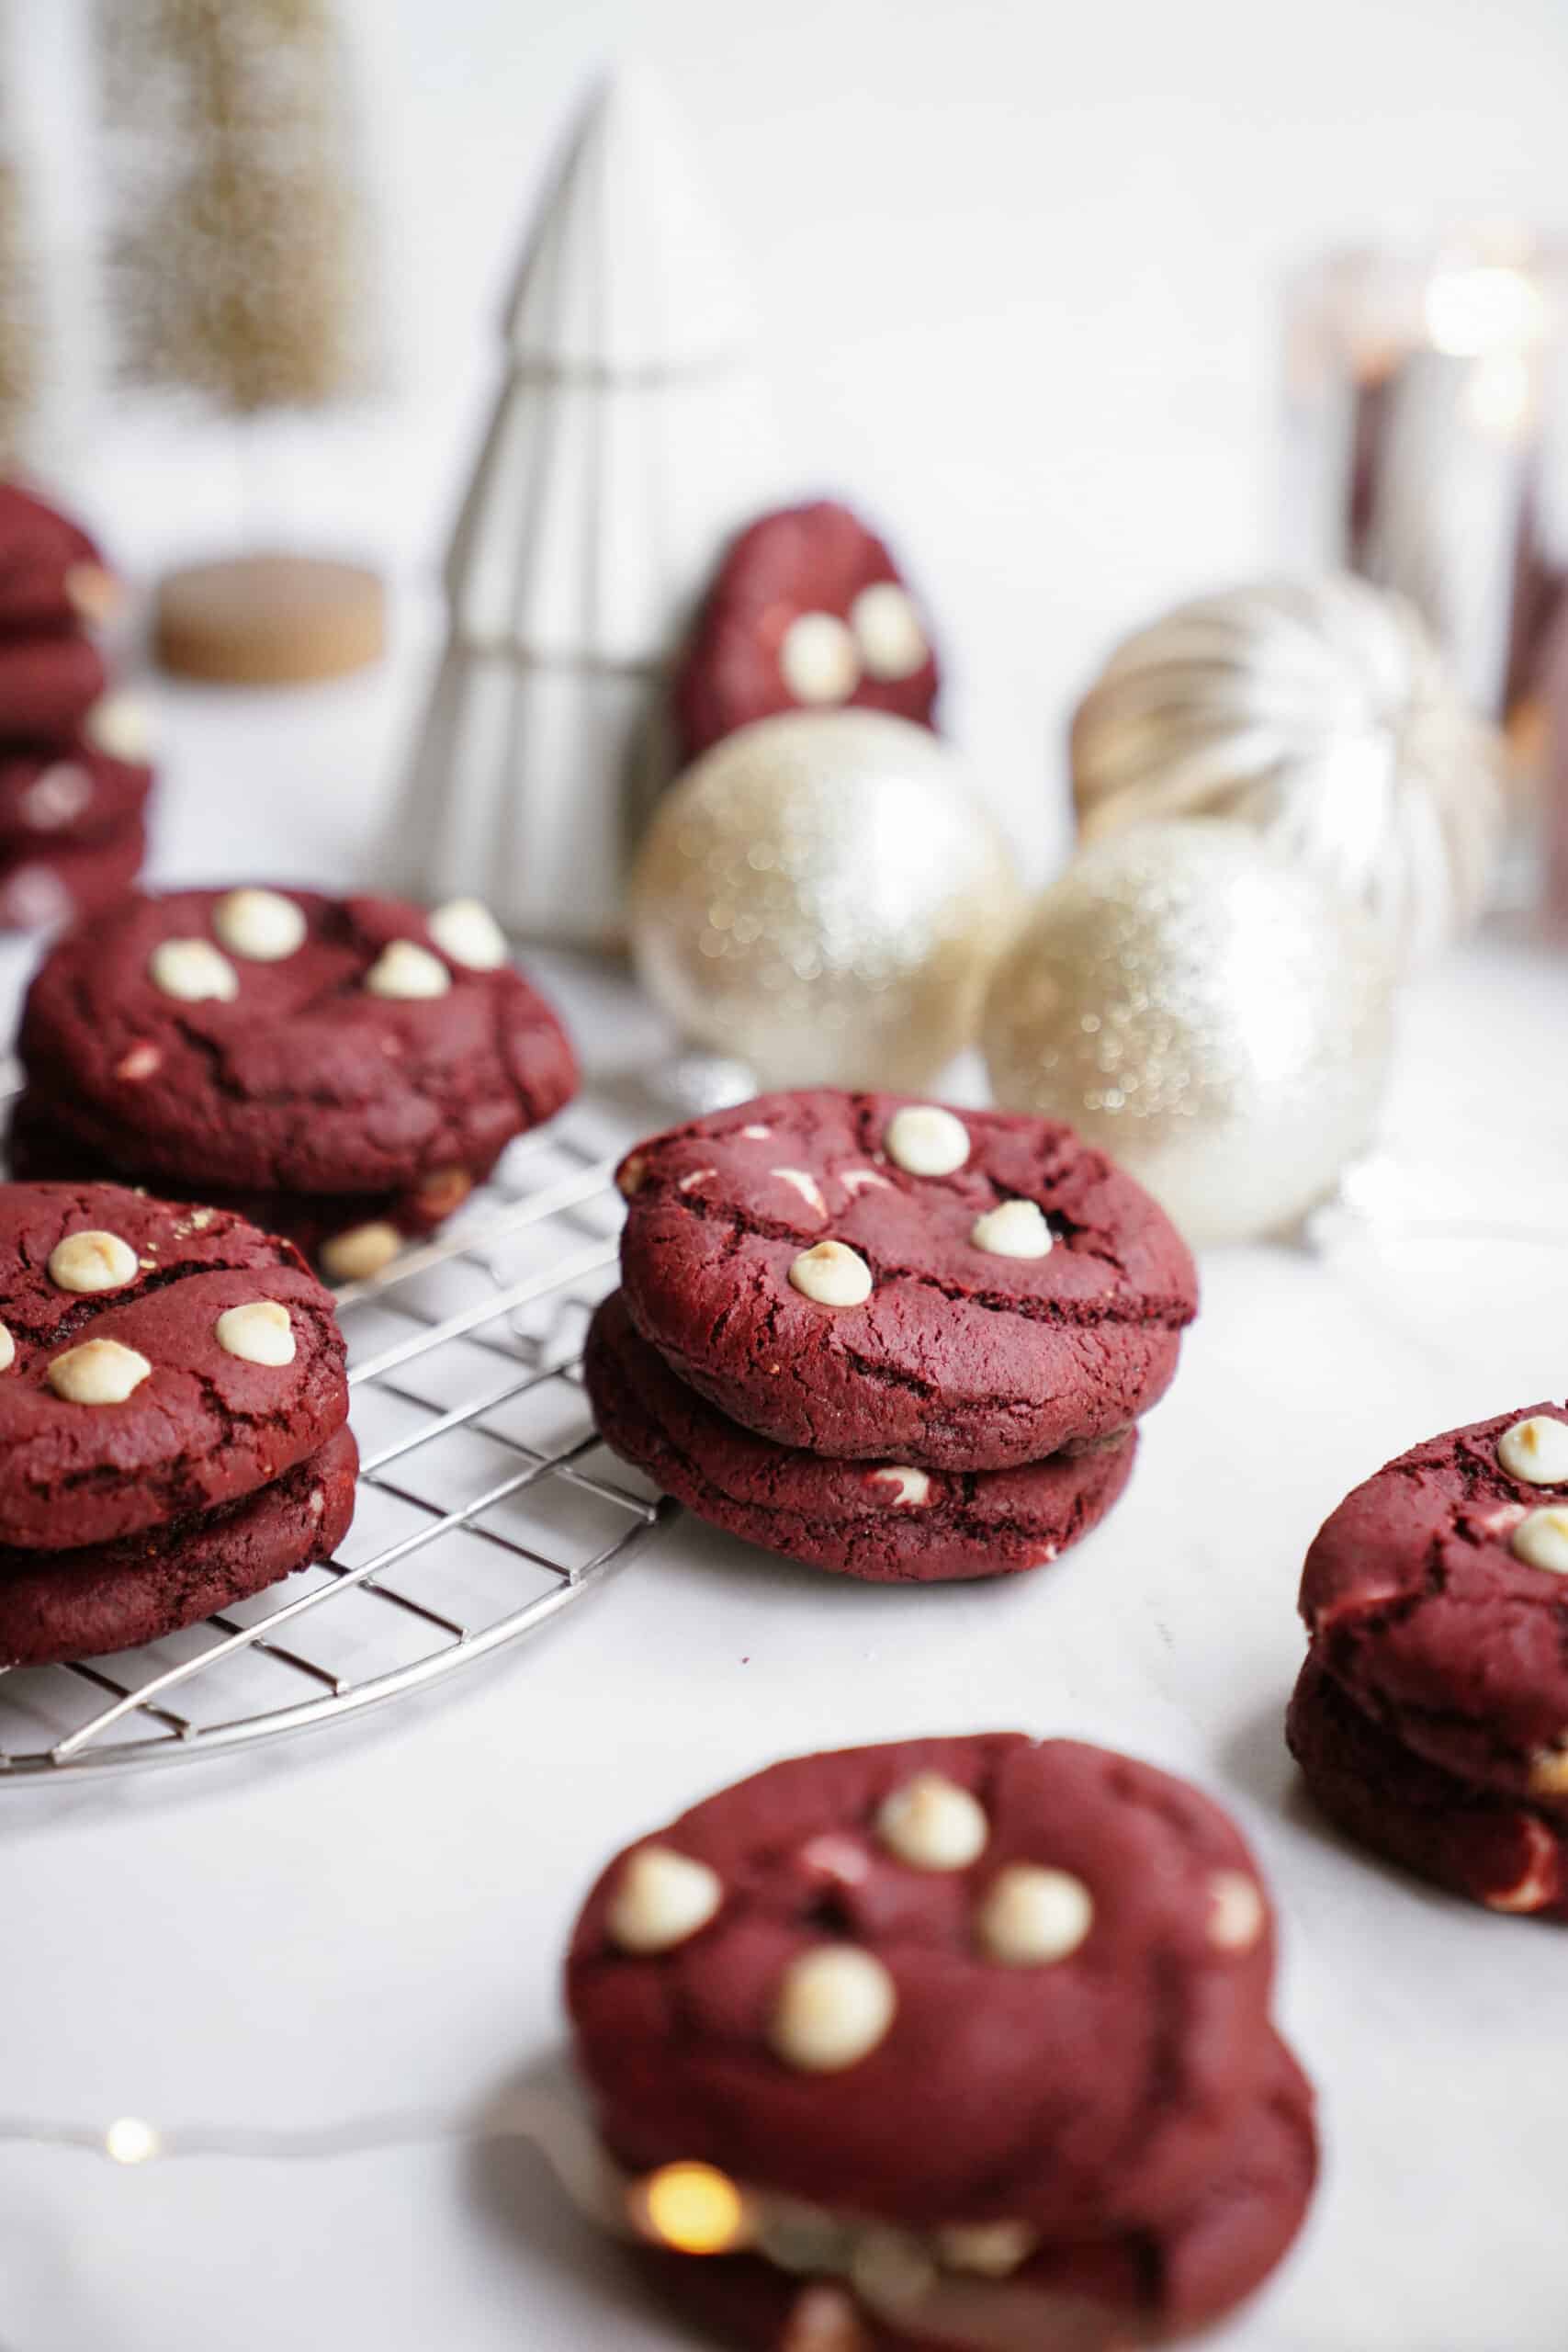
[0,1102,674,1781]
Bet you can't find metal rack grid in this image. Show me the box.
[0,1106,673,1781]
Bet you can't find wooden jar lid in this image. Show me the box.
[153,553,386,684]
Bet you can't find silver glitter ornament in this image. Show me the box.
[982,820,1396,1245]
[1070,573,1504,966]
[630,710,1021,1090]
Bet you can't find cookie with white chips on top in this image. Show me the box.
[567,1736,1314,2352]
[1290,1401,1568,1917]
[615,1091,1198,1473]
[0,1182,355,1664]
[10,885,578,1277]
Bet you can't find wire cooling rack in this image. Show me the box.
[0,1101,673,1781]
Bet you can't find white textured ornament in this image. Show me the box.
[983,820,1395,1247]
[1070,573,1503,966]
[386,67,789,945]
[631,712,1021,1090]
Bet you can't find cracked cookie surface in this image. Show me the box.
[0,1182,350,1549]
[1299,1403,1568,1808]
[586,1290,1136,1583]
[568,1735,1279,2239]
[615,1091,1197,1473]
[13,886,579,1204]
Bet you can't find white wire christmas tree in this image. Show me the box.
[389,66,788,946]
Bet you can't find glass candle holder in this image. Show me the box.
[1284,232,1568,758]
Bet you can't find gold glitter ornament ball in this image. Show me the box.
[631,711,1021,1090]
[982,820,1396,1245]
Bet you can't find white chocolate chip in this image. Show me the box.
[739,1125,773,1140]
[308,1487,326,1519]
[215,1300,296,1367]
[150,937,240,1003]
[934,2221,1040,2278]
[83,691,152,763]
[115,1043,162,1082]
[1498,1416,1568,1487]
[64,562,121,626]
[1512,1508,1568,1575]
[976,1865,1093,1966]
[886,1103,970,1178]
[840,1167,892,1195]
[850,2231,937,2313]
[1207,1870,1266,1952]
[969,1200,1053,1260]
[1529,1747,1568,1797]
[21,763,93,831]
[789,1240,873,1307]
[212,888,307,962]
[607,1846,723,1953]
[320,1222,402,1283]
[364,939,452,1000]
[428,897,508,971]
[876,1773,988,1871]
[47,1229,138,1295]
[1485,1815,1559,1914]
[0,1323,13,1372]
[782,2285,868,2352]
[773,1167,828,1217]
[677,1166,716,1193]
[770,1946,897,2072]
[617,1153,649,1197]
[779,611,860,706]
[851,582,930,682]
[867,1465,932,1509]
[48,1337,152,1405]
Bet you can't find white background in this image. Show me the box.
[6,0,1568,868]
[0,6,1567,2351]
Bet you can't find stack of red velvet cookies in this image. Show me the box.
[586,1090,1199,1586]
[0,1182,355,1668]
[0,481,152,929]
[569,1733,1317,2350]
[8,883,579,1278]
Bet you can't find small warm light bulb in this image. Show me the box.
[105,2117,161,2165]
[632,2161,751,2256]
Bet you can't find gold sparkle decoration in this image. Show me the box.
[982,820,1395,1246]
[1070,574,1504,967]
[0,152,38,465]
[631,711,1022,1090]
[96,0,369,415]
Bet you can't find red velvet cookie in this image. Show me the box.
[12,887,579,1277]
[1299,1403,1568,1811]
[1288,1653,1568,1921]
[0,1423,356,1668]
[615,1093,1197,1473]
[0,737,152,852]
[0,481,120,635]
[568,1736,1285,2245]
[672,503,941,761]
[634,2030,1315,2350]
[586,1290,1136,1584]
[0,630,108,741]
[0,1182,350,1552]
[0,816,147,933]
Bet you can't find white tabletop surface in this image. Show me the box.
[0,652,1565,2352]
